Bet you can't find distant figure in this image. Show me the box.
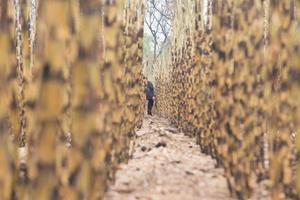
[145,81,154,115]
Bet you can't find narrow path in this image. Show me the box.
[104,116,234,200]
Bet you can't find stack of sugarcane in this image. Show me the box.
[155,55,172,117]
[155,0,300,199]
[0,0,145,199]
[123,0,146,159]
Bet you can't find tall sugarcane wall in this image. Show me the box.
[0,0,145,199]
[155,0,300,199]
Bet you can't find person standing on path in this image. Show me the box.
[145,80,155,115]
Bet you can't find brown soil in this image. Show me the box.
[104,116,235,200]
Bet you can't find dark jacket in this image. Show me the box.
[145,81,154,100]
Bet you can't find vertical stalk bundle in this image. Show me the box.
[0,0,16,199]
[155,0,300,199]
[0,0,146,198]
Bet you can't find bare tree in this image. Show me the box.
[144,0,174,61]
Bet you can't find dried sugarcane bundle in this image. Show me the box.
[266,1,300,199]
[212,1,267,198]
[122,0,145,160]
[0,1,17,199]
[155,0,300,199]
[67,0,107,199]
[101,0,128,182]
[13,0,28,147]
[27,0,72,199]
[0,0,148,198]
[55,1,80,198]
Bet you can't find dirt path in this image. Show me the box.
[104,116,235,200]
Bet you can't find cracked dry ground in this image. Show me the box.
[104,116,234,200]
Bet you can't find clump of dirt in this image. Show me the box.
[155,141,167,148]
